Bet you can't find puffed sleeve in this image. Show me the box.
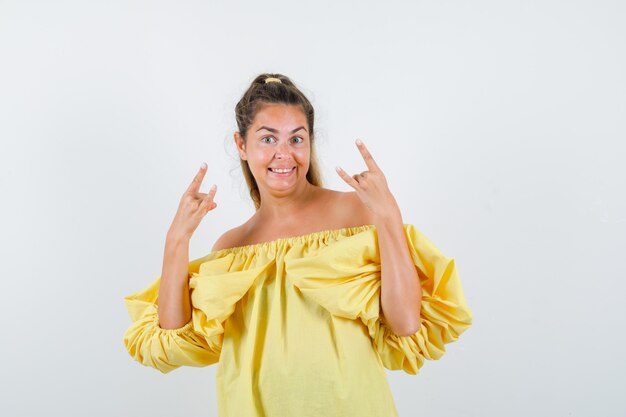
[285,224,473,375]
[123,251,270,374]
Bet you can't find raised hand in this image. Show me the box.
[335,139,400,220]
[167,162,218,241]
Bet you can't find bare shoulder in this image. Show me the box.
[335,190,377,226]
[211,225,246,252]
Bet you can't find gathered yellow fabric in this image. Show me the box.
[123,224,472,416]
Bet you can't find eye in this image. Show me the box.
[292,136,304,144]
[261,136,275,144]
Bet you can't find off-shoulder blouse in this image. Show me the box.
[123,224,473,417]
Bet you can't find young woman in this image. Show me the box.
[123,73,473,417]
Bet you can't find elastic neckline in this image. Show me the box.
[212,224,377,254]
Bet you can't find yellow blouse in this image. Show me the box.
[123,224,473,417]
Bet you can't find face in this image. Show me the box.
[235,103,311,195]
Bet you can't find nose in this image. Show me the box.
[275,141,291,159]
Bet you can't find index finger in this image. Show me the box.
[186,162,208,194]
[355,139,381,172]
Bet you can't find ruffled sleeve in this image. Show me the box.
[123,251,271,374]
[285,224,473,375]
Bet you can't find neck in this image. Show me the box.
[255,180,318,223]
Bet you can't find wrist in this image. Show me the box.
[374,195,402,223]
[374,206,403,226]
[166,229,192,246]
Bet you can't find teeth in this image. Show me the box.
[269,167,294,173]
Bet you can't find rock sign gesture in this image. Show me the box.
[168,162,218,240]
[335,139,400,219]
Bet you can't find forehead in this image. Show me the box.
[252,103,308,129]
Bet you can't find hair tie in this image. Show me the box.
[264,77,282,84]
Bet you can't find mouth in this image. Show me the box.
[268,166,296,176]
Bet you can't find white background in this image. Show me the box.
[1,1,624,416]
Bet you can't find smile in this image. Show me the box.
[268,166,296,176]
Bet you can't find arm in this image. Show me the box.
[375,207,422,336]
[157,230,193,329]
[157,163,218,329]
[335,139,422,337]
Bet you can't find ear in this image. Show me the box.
[234,132,247,161]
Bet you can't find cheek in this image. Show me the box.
[248,150,273,165]
[295,149,310,165]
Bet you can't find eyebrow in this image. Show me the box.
[256,126,307,134]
